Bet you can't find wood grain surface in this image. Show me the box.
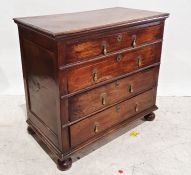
[70,88,156,147]
[68,67,159,121]
[65,23,164,64]
[65,43,162,93]
[14,7,169,37]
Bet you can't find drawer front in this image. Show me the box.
[65,23,164,64]
[69,67,159,121]
[66,43,161,93]
[70,88,156,147]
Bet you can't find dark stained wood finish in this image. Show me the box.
[65,23,164,64]
[69,66,159,121]
[27,126,35,135]
[70,88,156,147]
[23,39,58,134]
[19,26,57,52]
[65,43,162,93]
[21,37,60,148]
[14,7,169,171]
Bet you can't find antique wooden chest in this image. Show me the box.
[14,7,169,170]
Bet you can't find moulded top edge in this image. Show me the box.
[13,7,169,38]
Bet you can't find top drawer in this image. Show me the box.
[64,23,164,64]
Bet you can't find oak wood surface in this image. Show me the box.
[14,7,169,37]
[65,43,162,93]
[70,88,156,147]
[65,23,164,64]
[68,67,159,121]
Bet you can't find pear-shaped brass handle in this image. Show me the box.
[132,35,137,47]
[135,103,139,112]
[93,122,99,133]
[102,42,107,55]
[136,56,142,67]
[100,93,107,105]
[92,68,98,82]
[128,84,134,93]
[102,97,106,105]
[101,96,106,105]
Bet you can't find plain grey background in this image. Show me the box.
[0,0,190,96]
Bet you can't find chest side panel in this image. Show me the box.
[19,27,60,149]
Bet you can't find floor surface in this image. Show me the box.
[0,96,191,175]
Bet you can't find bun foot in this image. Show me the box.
[57,158,72,171]
[144,112,155,121]
[27,126,35,135]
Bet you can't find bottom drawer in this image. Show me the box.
[70,88,156,147]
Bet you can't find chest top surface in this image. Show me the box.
[14,7,169,37]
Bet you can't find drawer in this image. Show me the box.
[69,67,159,121]
[64,23,164,64]
[65,43,161,93]
[70,88,156,147]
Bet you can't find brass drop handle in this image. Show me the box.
[102,42,107,55]
[93,122,99,133]
[136,56,142,67]
[128,84,134,93]
[100,93,107,105]
[135,103,139,112]
[132,35,137,47]
[101,96,106,105]
[92,69,98,82]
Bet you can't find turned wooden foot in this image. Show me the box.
[144,112,155,121]
[57,158,72,171]
[27,126,35,135]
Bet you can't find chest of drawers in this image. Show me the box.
[14,7,169,170]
